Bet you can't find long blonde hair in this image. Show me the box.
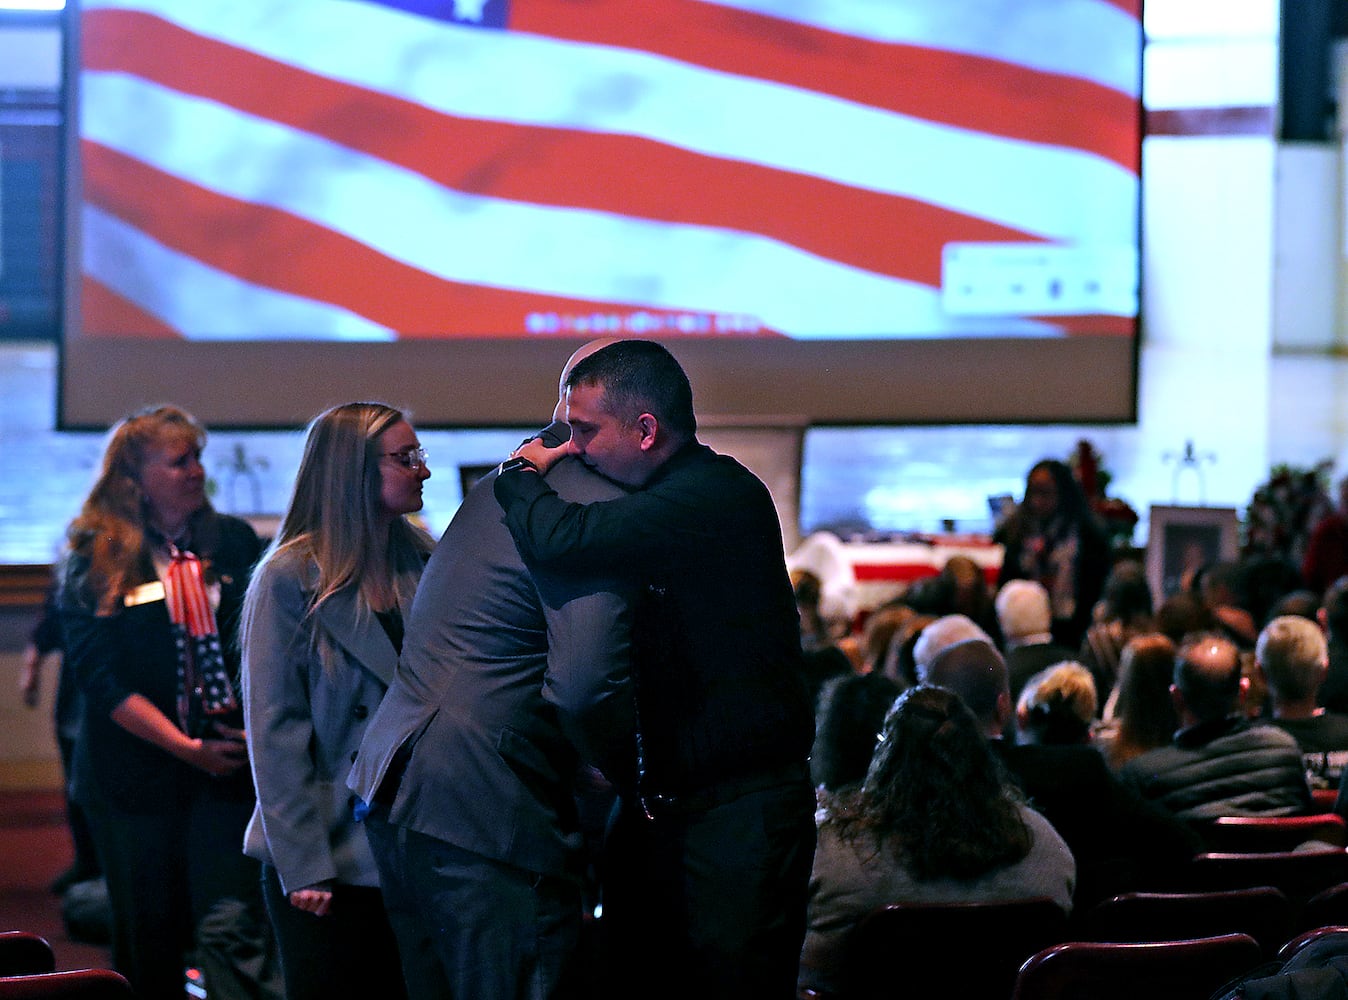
[245,403,432,665]
[63,405,212,614]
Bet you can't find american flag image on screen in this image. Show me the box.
[76,0,1141,342]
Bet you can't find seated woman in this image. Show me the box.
[799,685,1075,997]
[1079,559,1154,711]
[810,672,901,796]
[1096,634,1179,772]
[1016,661,1098,746]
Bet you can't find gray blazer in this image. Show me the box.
[243,548,407,893]
[347,453,633,876]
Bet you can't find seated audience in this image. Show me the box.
[1118,632,1311,824]
[925,639,1200,907]
[1256,615,1348,792]
[1269,589,1322,624]
[879,611,936,690]
[809,673,901,796]
[792,570,855,711]
[1240,553,1306,632]
[1194,561,1259,649]
[1016,662,1098,746]
[1097,634,1180,772]
[860,603,920,677]
[1304,476,1348,597]
[798,685,1074,997]
[1319,577,1348,714]
[793,569,840,654]
[996,579,1076,701]
[1155,591,1217,645]
[1079,560,1154,711]
[911,613,994,678]
[913,554,1001,643]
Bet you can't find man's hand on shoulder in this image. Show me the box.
[506,436,573,476]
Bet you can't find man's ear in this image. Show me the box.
[635,413,659,450]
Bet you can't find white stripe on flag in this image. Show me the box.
[80,0,1136,244]
[82,201,396,340]
[83,72,1066,338]
[698,0,1141,97]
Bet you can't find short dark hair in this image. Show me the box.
[565,340,697,439]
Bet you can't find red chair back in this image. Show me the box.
[847,897,1070,999]
[1076,887,1294,959]
[0,970,135,1000]
[1202,813,1348,853]
[1011,934,1262,1000]
[1277,924,1348,963]
[0,932,55,977]
[1188,849,1348,912]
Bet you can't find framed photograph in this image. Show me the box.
[1146,505,1241,602]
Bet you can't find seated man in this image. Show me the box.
[1118,632,1311,823]
[1257,615,1348,792]
[925,639,1200,907]
[995,580,1077,702]
[912,613,993,678]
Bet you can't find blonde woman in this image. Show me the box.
[58,405,275,1000]
[242,403,432,1000]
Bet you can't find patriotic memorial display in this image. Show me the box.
[76,0,1141,342]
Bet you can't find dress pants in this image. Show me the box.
[600,777,817,1000]
[364,809,583,1000]
[261,864,408,1000]
[84,786,281,1000]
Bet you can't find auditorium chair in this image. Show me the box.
[0,970,134,1000]
[1277,924,1348,963]
[0,933,54,977]
[1202,813,1348,854]
[1075,886,1295,959]
[845,896,1070,999]
[1187,848,1348,915]
[1301,881,1348,931]
[1010,933,1262,1000]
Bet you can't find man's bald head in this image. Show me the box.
[554,337,620,419]
[1173,631,1244,723]
[923,637,1009,731]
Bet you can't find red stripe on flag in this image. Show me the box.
[80,276,182,338]
[510,0,1140,172]
[1036,314,1136,336]
[82,9,1049,291]
[82,140,784,336]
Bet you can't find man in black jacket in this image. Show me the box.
[496,339,815,999]
[1119,632,1310,823]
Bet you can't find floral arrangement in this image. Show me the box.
[1070,439,1139,548]
[1241,461,1333,564]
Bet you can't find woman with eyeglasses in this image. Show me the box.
[58,405,279,1000]
[240,402,432,1000]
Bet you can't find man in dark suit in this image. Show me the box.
[347,343,635,1000]
[925,638,1202,907]
[497,339,816,999]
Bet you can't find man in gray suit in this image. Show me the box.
[348,343,634,1000]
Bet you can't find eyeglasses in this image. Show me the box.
[384,447,428,471]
